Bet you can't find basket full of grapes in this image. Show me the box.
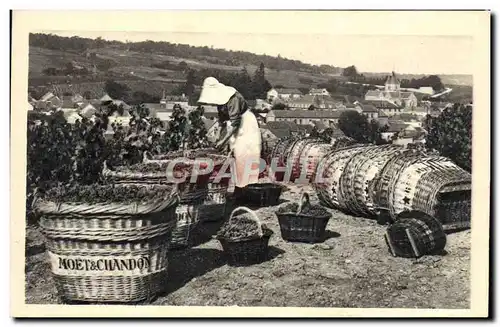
[32,183,180,303]
[275,192,333,243]
[216,206,273,266]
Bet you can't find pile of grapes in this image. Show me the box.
[40,184,176,204]
[217,213,267,241]
[276,202,331,218]
[113,161,191,174]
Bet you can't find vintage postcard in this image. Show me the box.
[10,10,491,318]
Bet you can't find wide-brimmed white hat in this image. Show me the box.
[198,77,237,105]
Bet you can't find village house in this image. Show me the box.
[266,109,344,127]
[78,102,97,119]
[360,99,403,116]
[287,95,315,110]
[272,88,303,100]
[100,93,113,103]
[378,111,389,126]
[354,103,379,120]
[309,88,330,96]
[364,71,418,109]
[381,121,408,142]
[253,99,272,111]
[392,125,427,147]
[391,113,423,128]
[35,92,62,110]
[108,110,132,127]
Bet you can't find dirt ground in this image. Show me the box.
[25,184,470,308]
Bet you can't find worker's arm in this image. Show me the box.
[215,93,247,151]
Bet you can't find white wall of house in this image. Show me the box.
[393,137,414,147]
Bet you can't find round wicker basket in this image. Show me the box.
[34,183,179,303]
[300,141,332,183]
[354,145,404,216]
[339,145,380,215]
[275,192,333,243]
[372,150,429,217]
[313,144,369,211]
[287,138,323,182]
[385,211,447,258]
[390,156,451,217]
[268,137,298,182]
[216,206,273,266]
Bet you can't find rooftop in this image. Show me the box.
[268,110,343,119]
[275,88,302,95]
[385,71,400,85]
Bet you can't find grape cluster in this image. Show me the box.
[113,162,190,174]
[217,214,265,241]
[278,203,330,217]
[41,184,174,204]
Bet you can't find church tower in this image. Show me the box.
[385,71,401,92]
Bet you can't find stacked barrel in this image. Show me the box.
[267,137,471,230]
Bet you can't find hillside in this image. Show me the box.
[28,33,472,102]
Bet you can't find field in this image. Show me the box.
[25,183,470,308]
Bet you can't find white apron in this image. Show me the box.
[229,110,262,188]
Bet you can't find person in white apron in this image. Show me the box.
[198,77,262,199]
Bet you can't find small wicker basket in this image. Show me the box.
[216,206,273,266]
[34,183,179,303]
[241,183,284,207]
[385,211,447,258]
[198,178,230,222]
[275,193,333,243]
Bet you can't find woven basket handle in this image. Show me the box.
[297,192,310,214]
[143,150,152,163]
[102,160,111,175]
[229,206,263,238]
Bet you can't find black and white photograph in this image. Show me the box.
[10,10,490,318]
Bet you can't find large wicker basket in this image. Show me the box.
[300,141,332,183]
[287,138,317,182]
[102,160,209,250]
[340,145,403,217]
[216,206,273,266]
[275,192,333,243]
[268,136,299,182]
[34,183,179,303]
[144,149,231,223]
[313,144,369,211]
[385,211,447,258]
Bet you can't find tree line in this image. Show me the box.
[180,63,272,103]
[342,65,445,92]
